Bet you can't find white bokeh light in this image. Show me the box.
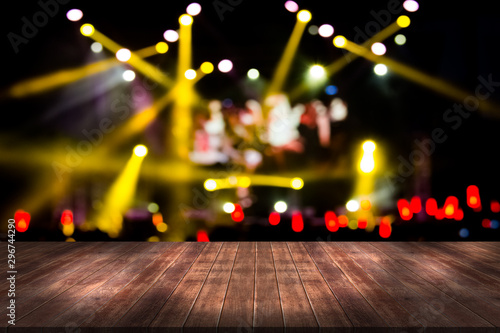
[218,59,233,73]
[163,30,179,42]
[116,48,131,62]
[186,3,202,16]
[90,42,103,53]
[371,42,386,55]
[318,24,334,38]
[122,70,136,82]
[403,0,419,12]
[374,64,388,76]
[66,9,83,22]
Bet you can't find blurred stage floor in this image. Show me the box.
[3,241,500,332]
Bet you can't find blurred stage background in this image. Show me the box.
[1,0,499,241]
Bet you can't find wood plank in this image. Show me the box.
[114,242,206,328]
[320,242,422,328]
[45,242,173,327]
[149,242,223,328]
[271,242,318,329]
[357,242,493,328]
[15,242,130,305]
[81,242,189,327]
[461,242,500,262]
[184,242,239,329]
[12,242,151,327]
[218,242,256,331]
[303,242,387,327]
[403,242,500,308]
[372,242,500,327]
[337,242,458,330]
[253,242,284,330]
[287,242,352,328]
[431,242,500,274]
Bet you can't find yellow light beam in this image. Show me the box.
[93,148,147,237]
[289,20,403,100]
[88,28,174,89]
[339,38,500,117]
[266,11,311,101]
[4,44,168,99]
[203,175,304,191]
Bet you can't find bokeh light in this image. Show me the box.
[133,145,148,157]
[309,65,326,79]
[122,70,136,82]
[80,24,94,36]
[201,62,214,74]
[66,9,83,22]
[395,34,406,45]
[185,69,197,80]
[223,202,236,213]
[403,0,419,12]
[204,179,217,191]
[325,85,338,95]
[284,1,299,13]
[371,42,386,55]
[155,42,169,54]
[274,201,287,213]
[318,24,334,38]
[290,177,304,190]
[186,3,202,16]
[148,203,159,213]
[333,36,346,48]
[163,30,179,42]
[346,199,360,212]
[374,64,388,76]
[247,68,260,80]
[308,25,318,35]
[397,15,411,28]
[179,14,193,26]
[116,48,131,62]
[297,10,312,23]
[459,228,469,238]
[90,42,103,53]
[218,59,233,73]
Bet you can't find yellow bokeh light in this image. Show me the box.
[133,145,148,157]
[297,10,312,23]
[147,236,160,242]
[445,204,455,216]
[179,14,193,26]
[80,23,94,36]
[200,62,214,74]
[360,140,376,173]
[184,69,197,80]
[155,42,169,54]
[204,179,217,191]
[156,222,168,232]
[290,177,304,190]
[62,223,74,237]
[333,36,347,48]
[397,15,411,28]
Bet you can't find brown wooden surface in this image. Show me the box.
[3,242,500,332]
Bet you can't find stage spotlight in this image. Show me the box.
[90,42,103,53]
[397,15,411,28]
[346,200,360,212]
[201,62,214,74]
[184,69,197,80]
[163,30,179,42]
[395,34,406,45]
[122,70,136,82]
[309,65,326,79]
[204,179,217,191]
[297,10,311,23]
[290,177,304,190]
[133,145,148,157]
[223,202,236,213]
[66,9,83,22]
[80,23,94,36]
[374,64,388,76]
[247,68,260,80]
[284,1,299,13]
[186,3,202,16]
[360,140,376,173]
[218,59,233,73]
[155,42,169,54]
[333,35,346,48]
[403,0,419,12]
[371,42,386,55]
[274,201,287,213]
[179,14,193,26]
[116,48,131,62]
[318,24,334,38]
